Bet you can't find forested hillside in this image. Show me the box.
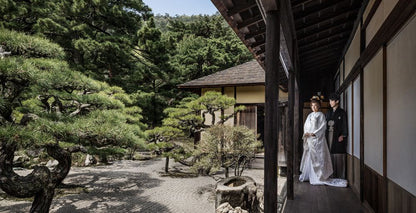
[0,1,252,127]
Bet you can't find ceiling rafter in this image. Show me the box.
[245,30,266,40]
[237,14,263,29]
[227,1,257,16]
[251,40,265,49]
[298,28,352,46]
[298,31,351,49]
[295,8,359,29]
[300,47,343,60]
[301,53,341,65]
[297,20,354,40]
[299,39,348,55]
[294,0,357,19]
[301,57,339,67]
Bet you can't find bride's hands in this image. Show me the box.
[304,133,316,137]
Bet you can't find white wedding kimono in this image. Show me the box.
[299,111,347,187]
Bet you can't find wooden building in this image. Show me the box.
[210,0,416,212]
[179,60,289,168]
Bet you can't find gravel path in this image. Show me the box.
[0,157,285,213]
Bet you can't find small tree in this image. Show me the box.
[147,91,244,172]
[193,125,261,178]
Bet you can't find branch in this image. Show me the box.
[66,145,87,153]
[69,103,91,117]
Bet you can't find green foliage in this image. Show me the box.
[192,125,261,177]
[1,1,253,129]
[167,14,253,83]
[145,91,244,172]
[129,14,253,127]
[0,0,152,83]
[0,28,146,161]
[0,29,65,59]
[159,91,244,138]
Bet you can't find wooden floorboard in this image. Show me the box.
[284,179,365,213]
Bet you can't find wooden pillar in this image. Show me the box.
[294,81,300,175]
[264,9,280,213]
[286,70,295,200]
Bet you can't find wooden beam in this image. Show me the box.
[251,39,266,49]
[301,63,338,73]
[259,0,278,12]
[359,69,364,202]
[295,9,358,30]
[300,47,344,60]
[264,9,280,213]
[301,58,339,68]
[298,30,352,47]
[245,30,266,40]
[299,39,347,55]
[291,0,311,7]
[295,0,361,23]
[302,50,341,64]
[292,0,340,15]
[362,0,381,30]
[227,1,257,16]
[255,48,266,55]
[287,70,295,200]
[294,81,300,176]
[298,22,354,42]
[301,56,338,68]
[297,15,356,39]
[237,14,263,29]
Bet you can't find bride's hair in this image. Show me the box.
[310,96,321,106]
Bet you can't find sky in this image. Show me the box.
[142,0,218,16]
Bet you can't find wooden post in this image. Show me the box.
[287,70,295,200]
[264,9,280,213]
[294,81,300,176]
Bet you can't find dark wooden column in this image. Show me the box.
[264,9,280,213]
[294,81,300,176]
[286,70,295,200]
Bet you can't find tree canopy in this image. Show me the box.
[0,28,146,212]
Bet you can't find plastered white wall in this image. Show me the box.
[386,14,416,196]
[363,49,383,175]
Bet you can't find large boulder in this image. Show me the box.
[215,176,258,213]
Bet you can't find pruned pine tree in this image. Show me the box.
[0,29,145,213]
[193,125,261,178]
[146,91,245,172]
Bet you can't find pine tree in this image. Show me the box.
[147,91,245,172]
[0,0,152,84]
[0,29,145,212]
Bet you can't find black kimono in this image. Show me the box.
[325,107,348,154]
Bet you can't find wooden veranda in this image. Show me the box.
[283,179,365,213]
[211,0,416,213]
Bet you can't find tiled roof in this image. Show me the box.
[178,60,264,88]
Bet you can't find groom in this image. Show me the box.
[326,93,348,179]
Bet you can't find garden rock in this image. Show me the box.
[215,202,248,213]
[215,176,258,212]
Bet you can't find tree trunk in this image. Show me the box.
[165,156,169,173]
[0,142,72,213]
[225,167,229,178]
[30,187,55,213]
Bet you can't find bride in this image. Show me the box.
[299,98,347,187]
